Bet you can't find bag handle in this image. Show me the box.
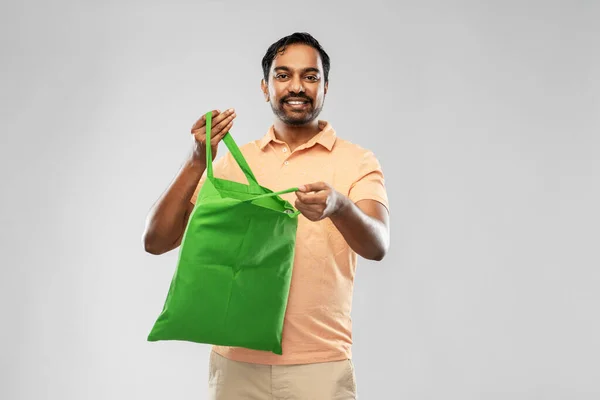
[205,111,260,191]
[205,111,300,217]
[241,186,301,217]
[240,186,299,203]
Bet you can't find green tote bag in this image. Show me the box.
[147,111,300,355]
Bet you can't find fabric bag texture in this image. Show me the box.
[148,111,300,354]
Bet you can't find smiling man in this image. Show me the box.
[143,32,390,399]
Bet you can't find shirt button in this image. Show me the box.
[284,161,289,165]
[282,148,288,153]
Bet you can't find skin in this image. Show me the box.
[143,43,389,261]
[261,44,390,260]
[142,109,237,255]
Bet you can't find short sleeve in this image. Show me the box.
[347,151,389,212]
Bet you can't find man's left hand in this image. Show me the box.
[294,182,348,221]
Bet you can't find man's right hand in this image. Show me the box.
[190,108,236,163]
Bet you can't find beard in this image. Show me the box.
[270,97,324,126]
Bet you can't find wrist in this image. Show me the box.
[187,154,207,174]
[330,193,351,220]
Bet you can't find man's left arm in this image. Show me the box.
[295,183,389,261]
[332,197,390,261]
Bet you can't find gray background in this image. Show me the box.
[1,0,599,399]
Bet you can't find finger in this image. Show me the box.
[295,190,326,205]
[294,201,322,221]
[211,108,235,128]
[191,109,220,133]
[211,120,234,145]
[191,109,220,131]
[207,111,235,139]
[298,181,328,193]
[201,109,234,142]
[213,110,236,135]
[295,197,325,213]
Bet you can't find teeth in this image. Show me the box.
[287,101,306,105]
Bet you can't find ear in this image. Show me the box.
[324,80,328,95]
[261,79,269,102]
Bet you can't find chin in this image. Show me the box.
[285,118,310,126]
[271,104,322,126]
[284,113,317,125]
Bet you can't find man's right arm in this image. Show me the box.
[142,156,205,255]
[142,108,237,255]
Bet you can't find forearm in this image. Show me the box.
[142,155,206,255]
[329,197,389,261]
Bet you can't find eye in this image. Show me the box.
[306,76,318,81]
[276,73,288,79]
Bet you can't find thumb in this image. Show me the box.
[297,182,325,193]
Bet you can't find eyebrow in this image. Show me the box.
[273,66,321,74]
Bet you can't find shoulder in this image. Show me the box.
[332,137,383,169]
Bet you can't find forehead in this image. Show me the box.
[271,44,323,71]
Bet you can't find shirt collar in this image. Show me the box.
[258,120,337,152]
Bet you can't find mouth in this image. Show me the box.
[283,100,311,110]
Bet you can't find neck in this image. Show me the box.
[273,119,322,152]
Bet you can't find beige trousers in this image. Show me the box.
[208,350,358,399]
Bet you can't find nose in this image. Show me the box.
[288,75,305,94]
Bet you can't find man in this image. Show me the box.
[143,32,390,399]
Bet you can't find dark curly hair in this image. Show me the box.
[261,32,331,84]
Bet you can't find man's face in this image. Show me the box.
[262,44,328,126]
